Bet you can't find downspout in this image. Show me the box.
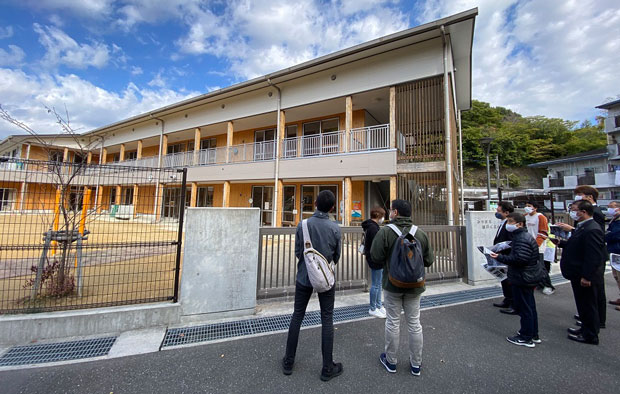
[441,25,455,226]
[458,110,465,224]
[93,135,105,211]
[267,79,281,227]
[151,114,165,222]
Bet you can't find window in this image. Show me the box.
[301,185,338,220]
[252,186,274,226]
[109,187,117,209]
[284,125,297,158]
[49,151,63,162]
[122,187,134,205]
[302,118,340,156]
[200,138,217,150]
[254,129,275,161]
[0,188,16,211]
[196,187,214,207]
[282,185,296,224]
[167,143,184,154]
[112,153,120,162]
[125,151,138,161]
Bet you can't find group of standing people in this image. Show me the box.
[282,191,433,381]
[490,185,616,347]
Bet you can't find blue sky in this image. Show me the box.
[0,0,619,138]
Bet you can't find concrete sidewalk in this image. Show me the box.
[0,274,618,393]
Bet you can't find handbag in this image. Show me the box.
[521,259,546,286]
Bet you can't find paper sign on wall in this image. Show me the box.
[352,201,362,218]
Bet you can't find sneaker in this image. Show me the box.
[411,364,421,376]
[369,308,386,319]
[517,331,541,344]
[542,287,555,295]
[282,357,293,375]
[380,353,397,373]
[320,362,343,382]
[379,306,386,315]
[506,335,535,348]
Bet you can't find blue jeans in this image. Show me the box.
[370,268,383,310]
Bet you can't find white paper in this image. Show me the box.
[543,246,555,262]
[610,253,620,271]
[477,244,508,281]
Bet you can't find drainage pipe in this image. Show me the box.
[440,25,455,226]
[267,79,282,227]
[151,114,165,222]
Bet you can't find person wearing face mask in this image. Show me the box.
[489,213,543,347]
[555,201,606,345]
[362,206,387,318]
[604,201,620,311]
[492,201,517,313]
[524,201,555,295]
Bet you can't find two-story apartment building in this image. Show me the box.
[0,9,477,227]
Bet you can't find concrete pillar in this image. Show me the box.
[345,96,352,153]
[132,184,139,218]
[275,179,283,227]
[223,181,231,207]
[226,121,233,163]
[390,176,397,203]
[190,182,198,207]
[389,86,396,149]
[193,128,201,165]
[344,177,352,226]
[137,140,143,159]
[119,144,126,162]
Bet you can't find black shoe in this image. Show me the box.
[500,308,518,315]
[567,333,599,345]
[575,320,582,327]
[320,362,343,382]
[567,327,582,335]
[493,300,510,308]
[282,358,293,376]
[574,314,580,320]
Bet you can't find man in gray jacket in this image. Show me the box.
[282,190,343,381]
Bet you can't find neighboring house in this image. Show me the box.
[0,9,477,226]
[598,98,620,166]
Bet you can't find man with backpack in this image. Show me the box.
[370,199,434,376]
[282,190,343,381]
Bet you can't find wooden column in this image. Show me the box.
[344,177,352,226]
[115,185,122,205]
[155,184,164,220]
[101,148,107,164]
[226,121,234,163]
[87,152,92,164]
[275,180,284,227]
[132,184,139,218]
[389,86,396,149]
[223,181,231,207]
[345,96,352,153]
[137,140,143,159]
[119,144,126,162]
[278,111,286,157]
[193,128,201,165]
[161,134,168,167]
[390,176,397,204]
[190,182,198,207]
[62,147,69,162]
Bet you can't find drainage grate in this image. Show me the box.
[162,275,569,348]
[0,337,117,367]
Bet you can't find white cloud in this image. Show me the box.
[0,68,200,138]
[21,0,115,18]
[131,66,143,75]
[33,23,111,69]
[0,45,25,67]
[417,0,620,121]
[0,26,14,39]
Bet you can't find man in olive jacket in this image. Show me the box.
[370,199,433,376]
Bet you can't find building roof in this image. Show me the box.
[528,148,608,168]
[596,98,620,110]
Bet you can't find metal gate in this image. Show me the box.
[0,158,186,313]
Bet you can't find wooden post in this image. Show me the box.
[345,96,352,153]
[278,111,286,157]
[223,181,231,207]
[390,176,397,204]
[137,140,143,159]
[132,184,139,218]
[275,180,284,226]
[78,188,92,238]
[155,184,164,220]
[115,185,121,205]
[119,144,126,162]
[190,182,198,207]
[87,152,92,164]
[162,134,168,167]
[226,121,233,163]
[193,128,201,165]
[51,188,61,256]
[389,86,396,149]
[344,177,352,226]
[62,147,69,163]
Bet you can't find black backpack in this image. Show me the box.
[386,224,425,288]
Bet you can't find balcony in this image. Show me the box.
[549,177,564,187]
[577,173,595,185]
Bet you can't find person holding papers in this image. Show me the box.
[490,213,542,348]
[605,201,620,311]
[492,202,516,314]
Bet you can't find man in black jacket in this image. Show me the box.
[491,213,541,348]
[492,201,516,313]
[557,200,606,345]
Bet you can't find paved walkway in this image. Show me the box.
[1,274,618,394]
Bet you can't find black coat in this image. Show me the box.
[560,219,606,283]
[592,205,605,232]
[494,219,513,245]
[495,228,540,286]
[361,219,382,270]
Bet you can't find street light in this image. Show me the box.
[479,137,494,210]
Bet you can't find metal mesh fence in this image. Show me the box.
[0,157,186,313]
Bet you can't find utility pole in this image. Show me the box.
[495,154,501,201]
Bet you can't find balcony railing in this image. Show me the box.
[350,125,389,152]
[577,173,595,185]
[549,177,564,187]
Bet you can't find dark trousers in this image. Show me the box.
[597,278,606,325]
[539,254,554,289]
[500,279,513,306]
[570,279,600,341]
[284,282,335,368]
[512,285,538,340]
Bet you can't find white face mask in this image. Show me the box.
[569,211,580,221]
[524,206,534,214]
[378,218,385,225]
[606,208,617,217]
[574,195,583,201]
[505,223,519,232]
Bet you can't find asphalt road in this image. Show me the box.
[1,275,619,394]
